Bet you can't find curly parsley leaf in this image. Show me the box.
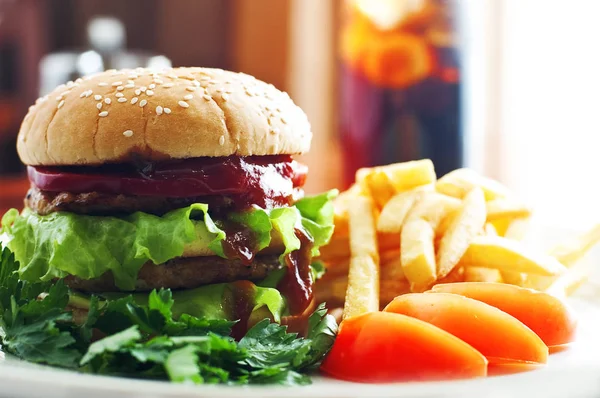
[0,246,338,385]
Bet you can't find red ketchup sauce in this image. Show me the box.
[27,155,307,210]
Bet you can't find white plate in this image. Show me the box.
[2,225,600,398]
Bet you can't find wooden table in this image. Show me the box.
[0,176,29,215]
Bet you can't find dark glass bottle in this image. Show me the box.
[339,0,461,187]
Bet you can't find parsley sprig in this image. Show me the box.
[0,247,337,385]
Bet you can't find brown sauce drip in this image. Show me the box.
[228,228,315,339]
[278,229,314,315]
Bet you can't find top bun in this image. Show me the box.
[17,67,312,166]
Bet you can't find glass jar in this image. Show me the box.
[339,0,461,187]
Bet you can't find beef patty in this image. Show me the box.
[25,186,235,216]
[64,254,282,293]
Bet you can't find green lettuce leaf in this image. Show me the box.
[295,190,338,256]
[1,192,336,291]
[98,282,287,326]
[1,205,224,291]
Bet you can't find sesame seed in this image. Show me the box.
[135,89,141,96]
[80,91,88,98]
[164,107,172,114]
[203,94,211,101]
[146,90,154,96]
[112,81,123,86]
[270,128,280,135]
[280,117,287,124]
[75,78,83,84]
[66,80,74,87]
[156,105,163,115]
[148,83,156,89]
[125,83,135,88]
[221,93,229,101]
[104,98,111,104]
[127,80,135,85]
[98,82,108,87]
[117,86,124,91]
[115,92,124,98]
[184,94,193,100]
[99,111,108,117]
[168,74,178,79]
[186,86,196,92]
[94,95,102,101]
[123,130,133,137]
[128,74,138,79]
[200,76,211,81]
[140,86,147,92]
[139,99,148,107]
[118,97,127,103]
[131,97,139,105]
[191,80,201,87]
[153,79,164,84]
[215,88,223,93]
[225,88,233,94]
[56,95,63,101]
[219,136,225,146]
[178,100,189,108]
[57,100,65,109]
[96,103,103,110]
[163,83,174,88]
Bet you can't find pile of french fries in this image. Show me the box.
[316,159,600,319]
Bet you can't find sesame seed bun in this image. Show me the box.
[17,67,312,166]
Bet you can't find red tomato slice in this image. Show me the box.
[384,293,548,364]
[320,311,487,383]
[429,282,578,347]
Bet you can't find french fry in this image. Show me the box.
[381,159,436,192]
[504,217,531,241]
[315,273,349,306]
[437,187,487,279]
[464,267,503,283]
[343,255,380,319]
[357,159,436,192]
[545,260,593,298]
[437,207,459,237]
[377,189,423,233]
[486,199,532,221]
[436,168,511,200]
[548,223,600,267]
[500,271,528,287]
[319,232,400,262]
[405,192,462,227]
[401,219,436,292]
[524,223,600,292]
[484,223,498,236]
[363,170,397,209]
[380,279,411,307]
[343,195,380,319]
[348,196,379,260]
[458,236,566,276]
[490,217,512,237]
[436,265,465,285]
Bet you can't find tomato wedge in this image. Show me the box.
[429,282,578,347]
[320,311,487,383]
[384,293,548,364]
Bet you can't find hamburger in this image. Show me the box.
[1,67,336,338]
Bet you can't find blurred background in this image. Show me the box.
[0,0,599,228]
